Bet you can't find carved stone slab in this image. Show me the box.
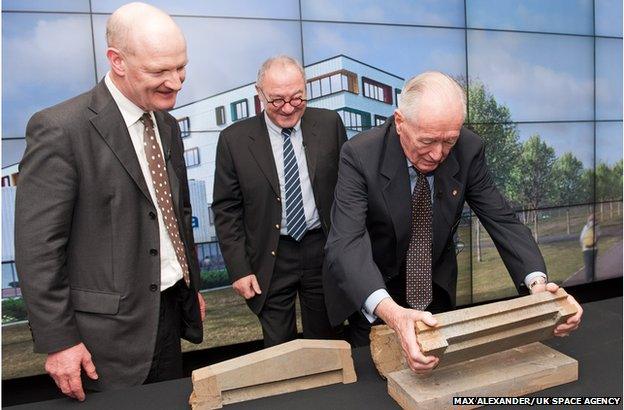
[370,288,577,376]
[189,339,357,409]
[387,342,578,409]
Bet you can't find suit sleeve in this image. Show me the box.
[465,142,547,293]
[212,132,252,282]
[14,111,82,354]
[324,142,386,321]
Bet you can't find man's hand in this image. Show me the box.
[531,282,582,337]
[374,298,439,373]
[45,343,98,401]
[197,292,206,321]
[232,274,261,299]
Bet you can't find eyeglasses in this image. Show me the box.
[258,88,307,109]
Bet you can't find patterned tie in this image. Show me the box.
[282,127,307,241]
[140,113,190,287]
[405,169,432,310]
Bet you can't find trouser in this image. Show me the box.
[347,273,452,347]
[144,279,185,384]
[583,249,597,282]
[258,228,339,347]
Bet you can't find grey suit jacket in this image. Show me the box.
[212,108,347,314]
[15,80,202,390]
[323,117,546,325]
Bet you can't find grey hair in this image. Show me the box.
[256,55,306,88]
[398,71,467,121]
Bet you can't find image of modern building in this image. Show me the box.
[2,164,19,298]
[1,54,405,298]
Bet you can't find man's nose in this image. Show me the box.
[281,103,295,114]
[166,71,183,91]
[429,143,444,161]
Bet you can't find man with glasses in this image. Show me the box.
[213,55,347,346]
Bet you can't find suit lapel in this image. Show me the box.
[301,113,318,186]
[432,151,463,263]
[248,114,280,196]
[88,81,153,205]
[379,120,411,260]
[154,111,181,212]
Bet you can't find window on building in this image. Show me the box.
[195,241,226,273]
[184,147,200,167]
[230,99,248,121]
[336,107,371,132]
[2,262,21,298]
[215,106,226,126]
[374,115,388,126]
[178,117,190,138]
[395,88,401,107]
[306,70,358,100]
[1,176,10,187]
[362,77,393,104]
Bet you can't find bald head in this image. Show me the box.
[106,2,185,56]
[106,2,188,111]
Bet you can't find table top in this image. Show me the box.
[8,296,622,410]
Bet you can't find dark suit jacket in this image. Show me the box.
[212,108,347,314]
[14,80,202,390]
[323,117,546,325]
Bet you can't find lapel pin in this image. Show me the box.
[452,189,458,196]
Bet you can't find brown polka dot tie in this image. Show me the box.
[405,169,432,310]
[140,113,190,287]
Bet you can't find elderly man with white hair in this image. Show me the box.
[16,2,205,399]
[323,71,583,372]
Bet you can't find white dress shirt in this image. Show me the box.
[264,112,321,235]
[105,73,183,291]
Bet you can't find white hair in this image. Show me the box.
[398,71,467,121]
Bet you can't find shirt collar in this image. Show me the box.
[105,72,149,128]
[264,111,302,136]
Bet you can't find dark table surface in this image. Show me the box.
[8,296,622,410]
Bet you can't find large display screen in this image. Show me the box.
[2,0,621,379]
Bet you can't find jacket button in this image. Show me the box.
[276,196,281,202]
[149,211,157,220]
[149,284,158,292]
[150,249,158,256]
[275,224,280,229]
[270,251,276,256]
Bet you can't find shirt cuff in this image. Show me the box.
[361,289,391,323]
[524,271,547,288]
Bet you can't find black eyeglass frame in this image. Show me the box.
[257,87,308,109]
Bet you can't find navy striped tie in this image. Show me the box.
[282,127,307,241]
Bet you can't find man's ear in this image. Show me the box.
[255,85,267,109]
[394,108,404,135]
[107,47,125,77]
